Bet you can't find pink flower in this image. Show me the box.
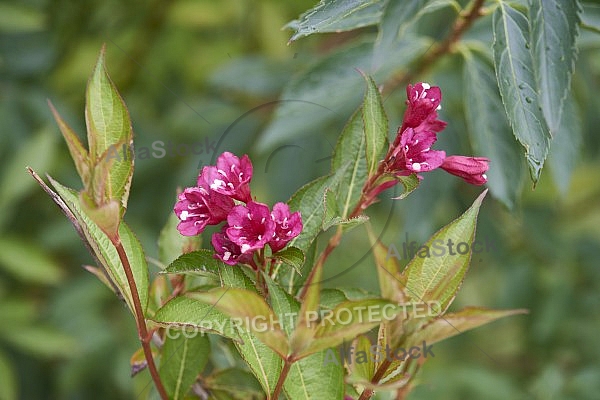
[226,201,275,254]
[390,127,446,177]
[268,202,302,252]
[440,156,489,185]
[202,152,253,202]
[211,227,253,265]
[174,186,234,236]
[401,82,446,133]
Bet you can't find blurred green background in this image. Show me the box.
[1,0,600,399]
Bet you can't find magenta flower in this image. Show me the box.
[174,186,234,236]
[202,152,253,202]
[268,202,303,252]
[440,156,489,185]
[211,226,253,265]
[226,201,275,254]
[390,127,446,177]
[401,82,446,133]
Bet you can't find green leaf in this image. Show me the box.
[493,2,551,183]
[390,174,419,200]
[48,101,90,186]
[331,108,368,218]
[48,178,148,315]
[286,0,385,43]
[361,73,388,178]
[265,276,300,337]
[85,46,134,210]
[163,250,223,279]
[284,351,344,400]
[158,211,201,266]
[287,166,347,253]
[203,368,263,399]
[0,326,77,358]
[463,50,523,207]
[547,94,582,195]
[151,296,238,338]
[160,334,210,400]
[0,236,63,285]
[529,0,581,132]
[0,349,17,400]
[367,226,406,302]
[403,190,486,313]
[346,335,376,384]
[188,288,289,357]
[298,298,397,358]
[403,307,528,348]
[272,247,305,277]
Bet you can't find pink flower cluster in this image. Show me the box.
[387,82,489,185]
[174,152,302,265]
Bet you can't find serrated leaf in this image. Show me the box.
[287,165,348,253]
[158,211,202,266]
[322,188,342,230]
[151,296,238,338]
[332,108,368,218]
[361,73,388,177]
[493,2,551,183]
[188,288,289,357]
[265,276,300,337]
[463,50,523,207]
[529,0,581,132]
[160,334,210,400]
[272,247,305,277]
[163,250,223,279]
[390,174,419,200]
[403,190,486,313]
[284,351,344,400]
[547,94,582,195]
[48,178,148,314]
[286,0,385,43]
[403,307,528,349]
[85,46,134,210]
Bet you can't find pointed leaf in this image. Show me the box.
[403,190,487,312]
[163,250,223,279]
[284,351,344,400]
[85,46,134,210]
[360,73,388,178]
[493,3,551,183]
[286,0,385,43]
[271,247,305,277]
[160,334,210,400]
[529,0,581,132]
[463,50,523,207]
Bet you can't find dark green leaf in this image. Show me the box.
[493,3,551,183]
[160,334,210,400]
[163,250,223,279]
[361,73,388,178]
[529,0,581,132]
[272,247,305,277]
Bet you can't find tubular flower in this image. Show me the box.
[226,201,276,254]
[174,186,233,236]
[268,202,303,252]
[401,82,446,134]
[390,127,446,178]
[440,156,489,185]
[202,152,253,202]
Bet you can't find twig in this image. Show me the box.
[272,357,293,399]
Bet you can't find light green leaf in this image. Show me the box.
[547,94,582,195]
[286,0,385,43]
[151,296,238,338]
[0,349,17,400]
[390,174,419,200]
[48,178,147,315]
[284,351,344,400]
[158,211,201,266]
[331,108,368,218]
[403,190,486,313]
[463,50,523,207]
[272,247,305,277]
[0,236,63,285]
[160,334,210,400]
[265,276,300,337]
[367,226,406,302]
[361,73,388,178]
[493,2,551,183]
[188,288,289,357]
[85,46,134,210]
[202,368,263,399]
[403,307,529,348]
[529,0,581,132]
[163,250,222,279]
